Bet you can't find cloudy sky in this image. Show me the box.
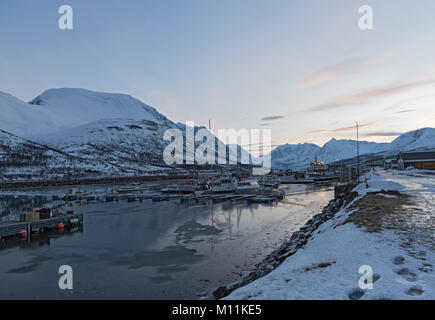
[1,0,435,153]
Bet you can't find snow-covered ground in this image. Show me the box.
[225,169,435,300]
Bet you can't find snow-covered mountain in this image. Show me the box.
[0,91,56,136]
[268,143,321,169]
[315,138,389,164]
[28,88,174,134]
[269,128,435,169]
[0,88,253,179]
[388,127,435,151]
[0,128,134,180]
[1,87,434,178]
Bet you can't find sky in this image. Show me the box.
[1,0,435,153]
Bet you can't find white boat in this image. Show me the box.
[259,180,280,189]
[161,180,200,194]
[236,179,259,193]
[65,188,89,197]
[117,183,149,194]
[160,184,181,194]
[211,175,237,193]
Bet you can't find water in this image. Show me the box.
[0,184,333,299]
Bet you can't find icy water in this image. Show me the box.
[0,184,333,299]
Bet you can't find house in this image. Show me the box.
[384,157,398,170]
[397,151,435,170]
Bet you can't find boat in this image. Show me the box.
[211,175,237,193]
[236,179,259,193]
[64,188,89,198]
[160,180,201,194]
[160,184,181,194]
[117,183,149,194]
[178,180,199,194]
[258,180,280,189]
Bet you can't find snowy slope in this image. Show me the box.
[0,91,57,136]
[315,138,388,164]
[226,170,435,300]
[26,89,253,173]
[0,129,126,180]
[388,127,435,151]
[269,143,320,169]
[29,88,174,133]
[35,118,177,169]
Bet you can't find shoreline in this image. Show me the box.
[0,174,194,190]
[212,182,358,299]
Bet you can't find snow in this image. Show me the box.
[389,127,435,151]
[0,91,57,136]
[225,169,435,300]
[28,88,174,134]
[267,143,320,169]
[1,88,434,178]
[0,88,175,137]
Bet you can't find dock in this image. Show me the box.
[0,214,83,240]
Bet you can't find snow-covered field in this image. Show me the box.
[225,169,435,300]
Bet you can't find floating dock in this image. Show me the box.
[0,214,83,240]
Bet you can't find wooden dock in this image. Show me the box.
[0,214,83,240]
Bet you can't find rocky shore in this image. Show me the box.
[212,182,358,299]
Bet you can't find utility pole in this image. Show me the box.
[209,119,214,169]
[356,121,360,181]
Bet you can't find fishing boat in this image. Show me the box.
[211,175,237,193]
[160,180,201,194]
[64,188,89,198]
[160,184,181,194]
[117,183,149,194]
[236,179,259,194]
[178,180,199,194]
[258,180,280,189]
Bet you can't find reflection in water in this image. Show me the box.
[0,184,333,299]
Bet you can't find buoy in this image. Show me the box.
[17,230,27,238]
[57,223,64,229]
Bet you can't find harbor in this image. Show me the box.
[0,162,347,244]
[0,178,333,299]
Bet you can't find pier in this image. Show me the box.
[0,213,83,240]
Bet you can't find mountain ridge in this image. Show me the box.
[268,127,435,169]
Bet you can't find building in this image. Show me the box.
[384,157,399,170]
[366,155,385,168]
[397,151,435,170]
[308,157,327,173]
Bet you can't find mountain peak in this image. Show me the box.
[27,87,172,133]
[390,127,435,151]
